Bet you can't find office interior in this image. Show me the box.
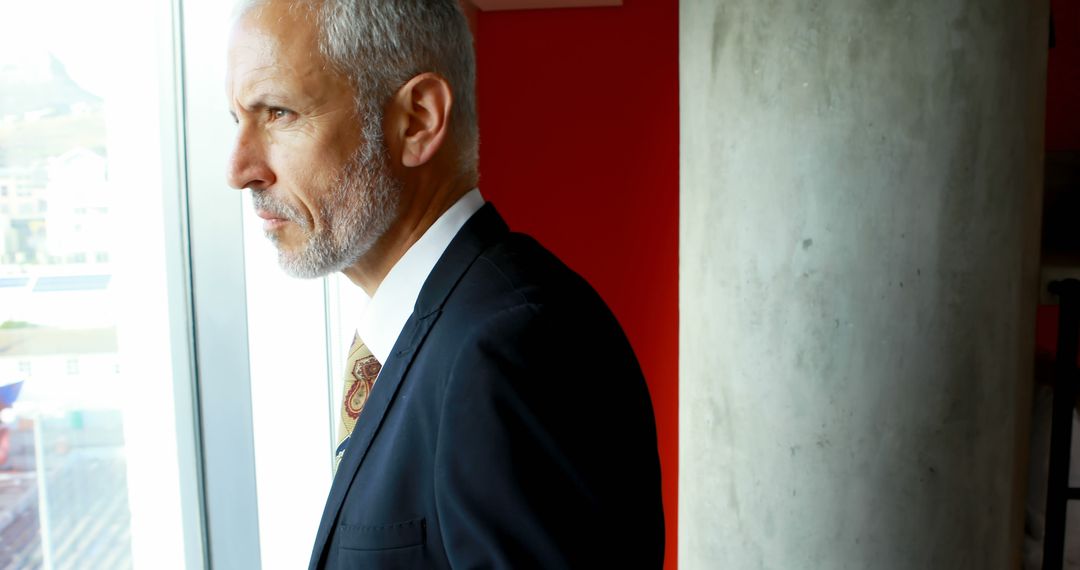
[0,0,1077,568]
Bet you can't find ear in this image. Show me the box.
[388,72,454,168]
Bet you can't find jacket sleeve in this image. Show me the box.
[432,302,664,569]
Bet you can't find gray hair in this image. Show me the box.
[237,0,479,177]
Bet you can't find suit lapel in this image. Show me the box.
[308,310,437,569]
[309,204,510,569]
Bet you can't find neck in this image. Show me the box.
[341,172,475,297]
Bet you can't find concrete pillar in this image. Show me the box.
[679,1,1048,568]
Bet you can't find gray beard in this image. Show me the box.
[252,124,400,279]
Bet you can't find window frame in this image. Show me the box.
[175,0,263,567]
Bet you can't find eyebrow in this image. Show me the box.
[231,95,291,118]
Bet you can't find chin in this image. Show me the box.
[275,243,350,280]
[270,242,318,279]
[277,256,332,280]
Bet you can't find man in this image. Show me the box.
[226,1,664,568]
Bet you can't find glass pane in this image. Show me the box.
[0,0,198,568]
[240,196,335,569]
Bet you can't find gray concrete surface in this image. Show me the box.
[679,0,1049,568]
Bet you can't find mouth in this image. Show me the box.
[255,209,290,232]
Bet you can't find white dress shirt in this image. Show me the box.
[356,188,485,365]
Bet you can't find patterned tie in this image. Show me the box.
[334,333,382,472]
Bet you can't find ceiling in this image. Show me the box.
[469,0,621,10]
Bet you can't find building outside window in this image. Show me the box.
[0,0,203,568]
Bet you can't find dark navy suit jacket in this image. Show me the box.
[309,204,665,569]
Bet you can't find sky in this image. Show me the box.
[0,0,130,98]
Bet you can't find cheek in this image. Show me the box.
[269,146,336,228]
[270,124,360,230]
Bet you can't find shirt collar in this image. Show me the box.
[356,188,485,364]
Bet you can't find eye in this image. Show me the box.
[268,107,292,122]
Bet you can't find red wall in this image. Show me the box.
[475,1,680,567]
[1047,0,1080,151]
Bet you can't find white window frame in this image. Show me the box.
[176,0,341,568]
[175,0,261,567]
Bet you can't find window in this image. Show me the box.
[2,1,365,568]
[0,0,204,568]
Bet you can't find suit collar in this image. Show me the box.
[356,189,485,364]
[309,203,509,569]
[414,202,508,318]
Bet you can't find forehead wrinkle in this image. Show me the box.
[229,70,282,114]
[228,39,320,105]
[228,10,343,110]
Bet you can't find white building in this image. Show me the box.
[43,148,111,264]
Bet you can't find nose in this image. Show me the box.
[227,127,276,191]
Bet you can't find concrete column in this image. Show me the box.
[679,1,1048,568]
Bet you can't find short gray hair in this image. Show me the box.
[237,0,479,176]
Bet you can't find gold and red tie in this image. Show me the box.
[334,334,382,472]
